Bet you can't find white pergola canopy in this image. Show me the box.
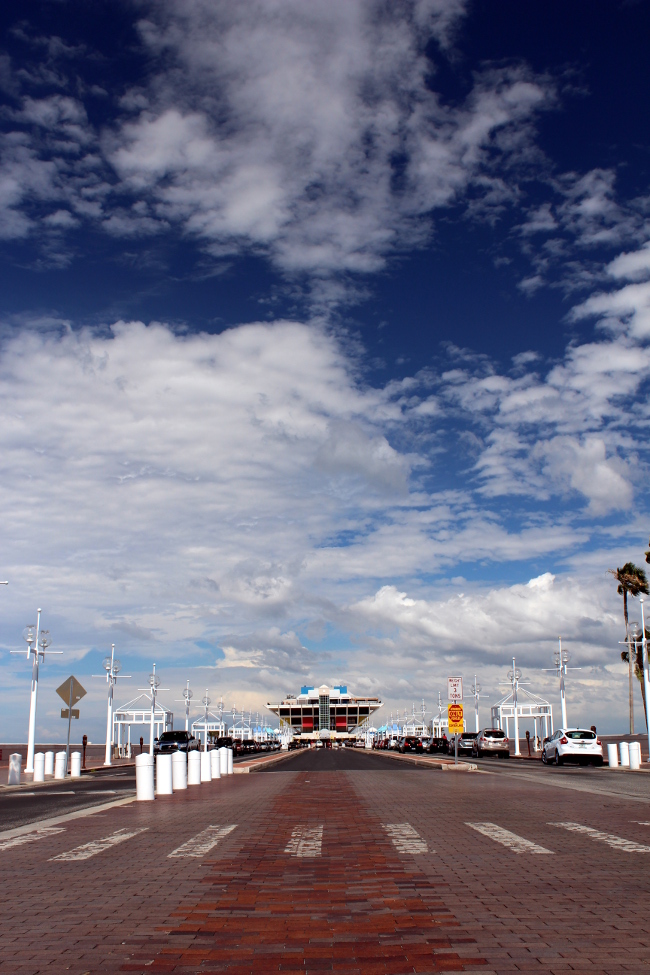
[113,693,173,755]
[491,686,553,750]
[191,712,226,745]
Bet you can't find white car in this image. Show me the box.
[542,728,603,766]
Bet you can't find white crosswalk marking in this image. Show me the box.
[0,826,65,852]
[467,822,553,854]
[50,827,148,861]
[168,825,237,859]
[382,823,428,854]
[285,825,323,857]
[552,821,650,853]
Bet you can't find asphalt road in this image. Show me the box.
[0,767,136,831]
[265,747,425,772]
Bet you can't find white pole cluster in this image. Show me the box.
[11,609,61,773]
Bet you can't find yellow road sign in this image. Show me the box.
[56,676,87,706]
[448,702,464,733]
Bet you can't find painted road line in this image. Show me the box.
[0,794,136,843]
[0,826,65,852]
[285,825,323,857]
[552,821,650,852]
[467,822,553,854]
[382,823,428,854]
[50,827,148,861]
[168,825,237,859]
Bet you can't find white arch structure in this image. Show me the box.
[113,694,173,757]
[490,686,553,752]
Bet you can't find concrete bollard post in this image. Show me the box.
[135,753,155,800]
[210,748,221,779]
[8,753,22,785]
[630,741,641,770]
[187,750,202,786]
[200,751,212,782]
[607,743,619,768]
[33,753,45,782]
[54,751,67,779]
[227,748,233,775]
[156,753,173,794]
[70,752,82,778]
[172,750,187,790]
[219,746,227,775]
[619,741,630,768]
[44,751,54,776]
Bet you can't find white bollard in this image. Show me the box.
[8,753,22,785]
[33,753,45,783]
[219,746,228,776]
[630,741,641,770]
[135,753,155,801]
[187,750,202,786]
[172,750,187,790]
[227,748,233,775]
[44,751,54,776]
[156,753,173,795]
[200,751,212,782]
[607,743,619,768]
[54,751,67,779]
[210,748,221,779]
[619,741,630,768]
[70,752,81,778]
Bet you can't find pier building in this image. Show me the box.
[265,684,382,739]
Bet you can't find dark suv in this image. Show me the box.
[153,730,200,755]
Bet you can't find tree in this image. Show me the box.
[609,562,649,734]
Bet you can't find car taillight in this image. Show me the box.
[560,736,568,744]
[596,738,602,745]
[503,738,508,744]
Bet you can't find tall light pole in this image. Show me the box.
[500,658,528,757]
[175,680,193,732]
[470,676,481,732]
[201,689,211,751]
[545,638,580,729]
[11,610,61,773]
[93,645,130,766]
[638,600,650,764]
[138,663,168,755]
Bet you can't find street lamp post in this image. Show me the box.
[93,645,131,766]
[10,610,61,773]
[201,689,211,751]
[500,658,529,757]
[138,664,169,755]
[174,680,193,731]
[470,676,481,732]
[639,599,650,765]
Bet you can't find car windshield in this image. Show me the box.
[159,731,187,741]
[484,730,505,738]
[566,730,596,740]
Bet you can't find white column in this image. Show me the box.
[641,599,650,765]
[513,657,520,757]
[25,608,42,774]
[104,679,113,766]
[150,697,155,755]
[560,666,567,728]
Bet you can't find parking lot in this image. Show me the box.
[1,747,649,974]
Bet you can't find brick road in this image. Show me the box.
[1,750,650,974]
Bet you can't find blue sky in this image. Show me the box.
[1,0,649,741]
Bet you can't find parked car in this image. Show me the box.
[472,728,510,758]
[456,731,478,755]
[399,736,424,754]
[542,728,603,766]
[427,736,444,753]
[214,736,234,750]
[153,730,200,756]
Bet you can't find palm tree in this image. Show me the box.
[609,563,649,734]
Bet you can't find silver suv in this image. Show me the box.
[472,728,510,758]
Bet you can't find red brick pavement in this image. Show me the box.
[2,755,650,974]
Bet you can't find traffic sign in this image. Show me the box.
[61,708,80,720]
[448,702,464,733]
[447,676,463,701]
[56,676,87,706]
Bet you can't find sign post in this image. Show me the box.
[447,703,464,765]
[56,676,87,775]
